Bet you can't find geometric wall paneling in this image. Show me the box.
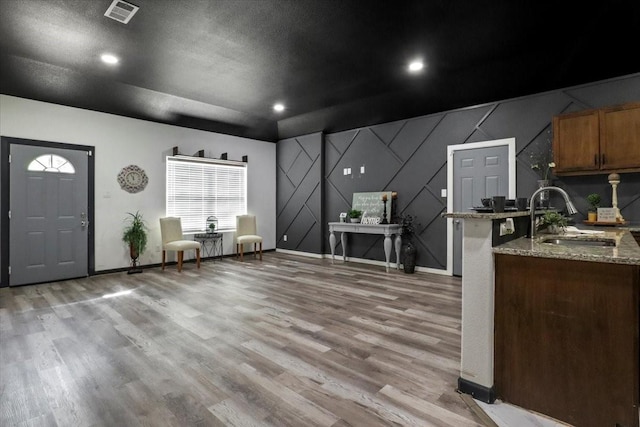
[276,133,324,254]
[278,73,640,271]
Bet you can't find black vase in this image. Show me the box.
[403,242,416,274]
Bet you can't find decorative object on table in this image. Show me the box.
[339,212,347,223]
[348,209,362,223]
[491,196,506,213]
[596,207,617,223]
[117,164,148,193]
[381,193,389,224]
[537,211,567,234]
[206,216,218,233]
[361,216,381,225]
[516,197,528,211]
[481,198,491,207]
[122,211,148,274]
[608,173,625,222]
[351,191,393,224]
[530,138,555,208]
[398,213,419,274]
[586,193,601,222]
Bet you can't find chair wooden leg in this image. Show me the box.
[259,242,262,260]
[178,251,183,272]
[240,243,244,261]
[254,243,257,259]
[162,250,166,270]
[196,248,201,269]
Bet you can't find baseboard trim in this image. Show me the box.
[275,248,324,258]
[457,377,496,404]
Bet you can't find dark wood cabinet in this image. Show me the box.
[494,254,639,427]
[553,102,640,175]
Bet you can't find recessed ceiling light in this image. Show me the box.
[273,103,285,112]
[101,53,119,64]
[408,60,424,72]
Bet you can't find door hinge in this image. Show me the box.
[8,266,10,275]
[7,210,10,219]
[8,154,11,163]
[88,150,92,157]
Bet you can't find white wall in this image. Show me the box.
[0,95,276,272]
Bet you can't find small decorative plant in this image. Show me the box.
[537,211,568,233]
[586,193,601,213]
[347,209,362,219]
[208,222,216,232]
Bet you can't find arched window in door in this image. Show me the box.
[27,154,75,174]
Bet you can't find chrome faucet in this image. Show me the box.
[529,186,578,238]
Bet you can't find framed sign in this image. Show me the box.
[597,207,617,223]
[351,191,393,221]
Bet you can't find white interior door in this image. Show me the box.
[447,138,516,276]
[9,144,89,286]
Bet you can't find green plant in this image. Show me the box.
[348,209,362,218]
[122,211,148,256]
[537,211,568,232]
[208,222,216,231]
[586,193,601,212]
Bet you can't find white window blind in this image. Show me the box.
[166,156,247,233]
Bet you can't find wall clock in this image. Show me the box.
[117,165,148,193]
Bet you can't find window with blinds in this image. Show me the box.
[166,156,247,233]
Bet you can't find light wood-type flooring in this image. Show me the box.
[0,252,485,426]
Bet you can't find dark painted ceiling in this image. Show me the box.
[1,0,639,142]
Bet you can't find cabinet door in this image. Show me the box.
[600,103,640,170]
[552,110,600,173]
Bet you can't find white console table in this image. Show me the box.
[328,222,402,272]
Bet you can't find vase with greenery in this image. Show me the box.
[586,193,601,222]
[537,211,568,234]
[530,138,556,207]
[398,213,419,273]
[122,211,148,274]
[348,209,362,223]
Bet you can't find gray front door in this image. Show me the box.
[453,145,509,276]
[10,144,89,286]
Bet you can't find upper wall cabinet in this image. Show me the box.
[553,102,640,175]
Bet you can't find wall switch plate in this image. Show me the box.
[360,165,365,174]
[283,235,287,242]
[343,168,348,175]
[347,167,351,175]
[441,189,447,197]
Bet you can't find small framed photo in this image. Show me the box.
[339,212,347,222]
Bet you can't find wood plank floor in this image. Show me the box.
[0,252,484,427]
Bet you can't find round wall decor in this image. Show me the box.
[117,165,148,193]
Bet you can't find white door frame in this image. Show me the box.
[445,138,516,276]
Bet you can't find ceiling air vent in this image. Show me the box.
[104,0,139,24]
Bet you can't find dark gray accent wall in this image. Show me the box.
[276,133,324,253]
[277,73,640,269]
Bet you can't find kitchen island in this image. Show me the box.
[493,229,640,427]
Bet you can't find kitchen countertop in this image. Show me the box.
[493,228,640,266]
[442,211,531,220]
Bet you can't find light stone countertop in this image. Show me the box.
[493,228,640,266]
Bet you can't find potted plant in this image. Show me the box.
[586,193,601,222]
[122,211,148,274]
[348,209,362,223]
[398,213,419,273]
[537,211,568,234]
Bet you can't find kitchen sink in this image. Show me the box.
[540,237,616,247]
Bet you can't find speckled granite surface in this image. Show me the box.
[493,229,640,265]
[442,211,531,220]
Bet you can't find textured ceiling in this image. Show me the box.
[1,0,639,142]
